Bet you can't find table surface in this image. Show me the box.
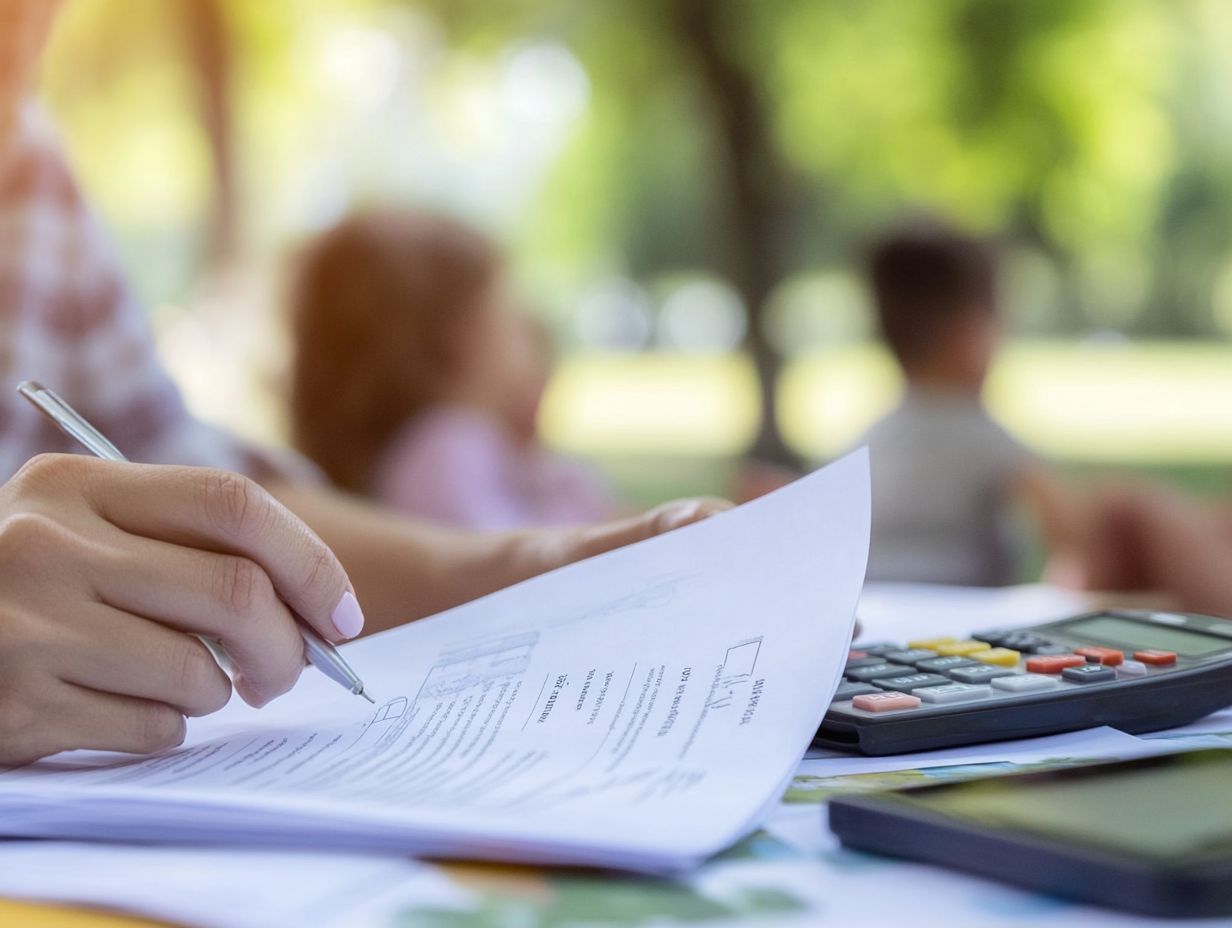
[8,584,1228,928]
[0,899,160,926]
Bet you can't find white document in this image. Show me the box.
[0,451,871,873]
[856,582,1087,646]
[797,725,1184,779]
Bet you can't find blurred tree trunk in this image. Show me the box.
[181,0,238,270]
[669,0,799,468]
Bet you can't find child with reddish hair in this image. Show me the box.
[289,211,613,529]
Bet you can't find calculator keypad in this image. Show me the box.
[972,648,1021,666]
[1062,664,1117,684]
[832,626,1179,716]
[1134,650,1177,666]
[916,683,990,703]
[1073,646,1124,666]
[852,692,921,712]
[871,673,952,693]
[846,663,912,682]
[1028,644,1075,656]
[916,655,979,674]
[834,681,880,700]
[882,649,939,667]
[991,673,1059,693]
[845,656,889,670]
[948,665,1017,685]
[1025,654,1087,674]
[934,640,992,657]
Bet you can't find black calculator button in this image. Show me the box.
[846,663,910,682]
[1000,633,1052,652]
[846,656,889,670]
[1061,664,1117,684]
[871,673,952,693]
[833,682,880,701]
[916,655,979,674]
[971,629,1011,646]
[1029,644,1074,656]
[883,649,939,667]
[947,665,1017,685]
[996,632,1034,647]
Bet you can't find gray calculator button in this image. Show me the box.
[833,682,880,701]
[845,656,888,670]
[883,649,939,667]
[1062,664,1117,684]
[1116,660,1148,678]
[871,673,952,693]
[948,665,1017,685]
[846,663,910,682]
[916,683,991,703]
[916,655,979,674]
[990,673,1059,693]
[971,629,1011,646]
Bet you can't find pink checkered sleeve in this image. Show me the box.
[0,105,314,483]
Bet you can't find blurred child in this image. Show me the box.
[855,220,1072,587]
[289,210,615,530]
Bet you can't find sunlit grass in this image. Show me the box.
[541,340,1232,465]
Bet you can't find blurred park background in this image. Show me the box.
[40,0,1232,506]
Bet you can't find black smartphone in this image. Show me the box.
[829,748,1232,918]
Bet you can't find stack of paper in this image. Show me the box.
[0,452,871,873]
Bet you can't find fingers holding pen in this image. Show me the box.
[90,534,309,707]
[3,683,190,767]
[82,463,365,645]
[53,603,232,717]
[0,455,366,765]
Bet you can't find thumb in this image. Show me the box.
[647,497,733,534]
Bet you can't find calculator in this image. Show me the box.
[815,610,1232,755]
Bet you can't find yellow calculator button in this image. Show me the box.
[907,636,957,650]
[973,647,1021,666]
[933,640,992,657]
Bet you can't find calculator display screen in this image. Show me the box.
[1064,615,1230,656]
[901,750,1232,863]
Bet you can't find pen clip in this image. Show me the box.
[18,380,128,462]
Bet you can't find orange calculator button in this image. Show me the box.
[1025,654,1087,674]
[1073,646,1124,666]
[852,691,922,712]
[1133,649,1177,666]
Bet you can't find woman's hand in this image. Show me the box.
[0,454,361,766]
[1073,481,1232,618]
[509,497,734,578]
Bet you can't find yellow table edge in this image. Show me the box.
[0,899,168,927]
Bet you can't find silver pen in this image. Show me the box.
[17,380,375,704]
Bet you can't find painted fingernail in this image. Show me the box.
[331,591,365,639]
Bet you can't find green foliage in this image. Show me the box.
[41,0,1232,336]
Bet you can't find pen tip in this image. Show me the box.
[360,690,375,704]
